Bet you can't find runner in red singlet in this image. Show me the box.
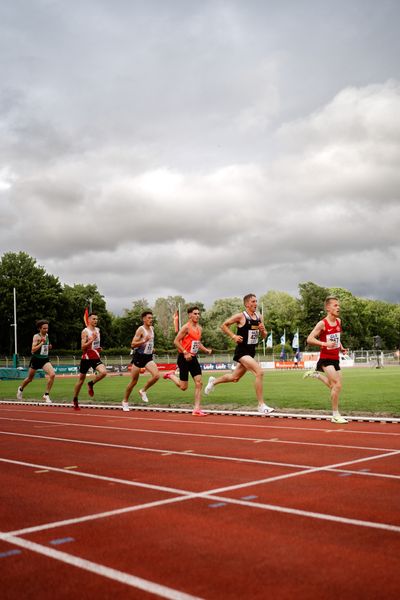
[72,313,107,411]
[163,306,212,416]
[304,296,348,424]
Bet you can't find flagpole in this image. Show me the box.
[12,287,18,367]
[262,303,265,356]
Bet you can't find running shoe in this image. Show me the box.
[87,381,95,397]
[331,415,348,424]
[73,398,80,411]
[16,387,23,401]
[258,403,274,414]
[163,371,173,380]
[139,389,149,403]
[43,394,52,404]
[192,410,208,416]
[204,376,216,395]
[303,370,319,379]
[122,401,130,412]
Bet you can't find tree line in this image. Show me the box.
[1,252,399,356]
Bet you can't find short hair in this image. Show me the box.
[88,313,97,318]
[243,293,256,305]
[36,319,49,330]
[141,310,153,319]
[324,296,339,309]
[187,306,200,314]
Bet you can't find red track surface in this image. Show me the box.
[1,404,399,599]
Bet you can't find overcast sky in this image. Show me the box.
[1,0,399,314]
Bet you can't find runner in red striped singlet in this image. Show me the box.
[304,296,348,424]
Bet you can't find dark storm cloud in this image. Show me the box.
[1,1,400,312]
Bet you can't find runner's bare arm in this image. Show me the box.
[221,313,244,343]
[307,321,335,348]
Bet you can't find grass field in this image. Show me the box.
[1,367,399,416]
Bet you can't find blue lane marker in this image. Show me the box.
[240,495,258,500]
[339,472,353,477]
[0,549,22,558]
[208,502,227,508]
[49,537,75,546]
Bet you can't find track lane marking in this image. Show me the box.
[2,448,400,537]
[1,433,400,481]
[0,417,398,452]
[1,406,399,436]
[0,533,205,600]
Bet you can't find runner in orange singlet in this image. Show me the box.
[163,306,212,416]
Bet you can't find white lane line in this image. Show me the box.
[0,533,204,600]
[6,495,196,538]
[200,493,400,534]
[1,432,400,482]
[0,417,398,452]
[0,457,194,497]
[2,449,400,538]
[200,449,400,496]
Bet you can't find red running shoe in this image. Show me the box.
[163,371,173,380]
[73,398,80,411]
[192,410,208,416]
[88,381,94,397]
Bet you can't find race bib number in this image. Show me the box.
[144,340,154,354]
[247,329,260,345]
[327,332,340,349]
[40,344,49,355]
[190,340,200,355]
[92,336,101,349]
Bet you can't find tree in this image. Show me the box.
[57,284,112,350]
[298,281,329,345]
[202,297,243,351]
[0,252,63,354]
[153,295,186,349]
[259,290,301,348]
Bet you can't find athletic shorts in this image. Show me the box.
[29,356,51,371]
[316,359,340,372]
[233,346,256,364]
[79,358,103,374]
[177,353,202,382]
[131,353,154,369]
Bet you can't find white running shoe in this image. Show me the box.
[122,401,130,412]
[43,394,52,404]
[139,389,149,403]
[303,370,319,380]
[204,376,216,395]
[258,403,274,414]
[331,415,348,424]
[16,387,23,400]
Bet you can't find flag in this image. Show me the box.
[266,332,273,348]
[83,306,89,327]
[292,330,299,349]
[280,331,286,345]
[173,310,179,333]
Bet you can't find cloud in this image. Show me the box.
[1,3,400,312]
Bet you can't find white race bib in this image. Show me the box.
[143,339,154,354]
[247,329,260,345]
[190,340,200,355]
[327,332,340,349]
[40,344,49,355]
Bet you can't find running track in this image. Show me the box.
[1,403,399,599]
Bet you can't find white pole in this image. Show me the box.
[13,287,18,355]
[262,303,265,355]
